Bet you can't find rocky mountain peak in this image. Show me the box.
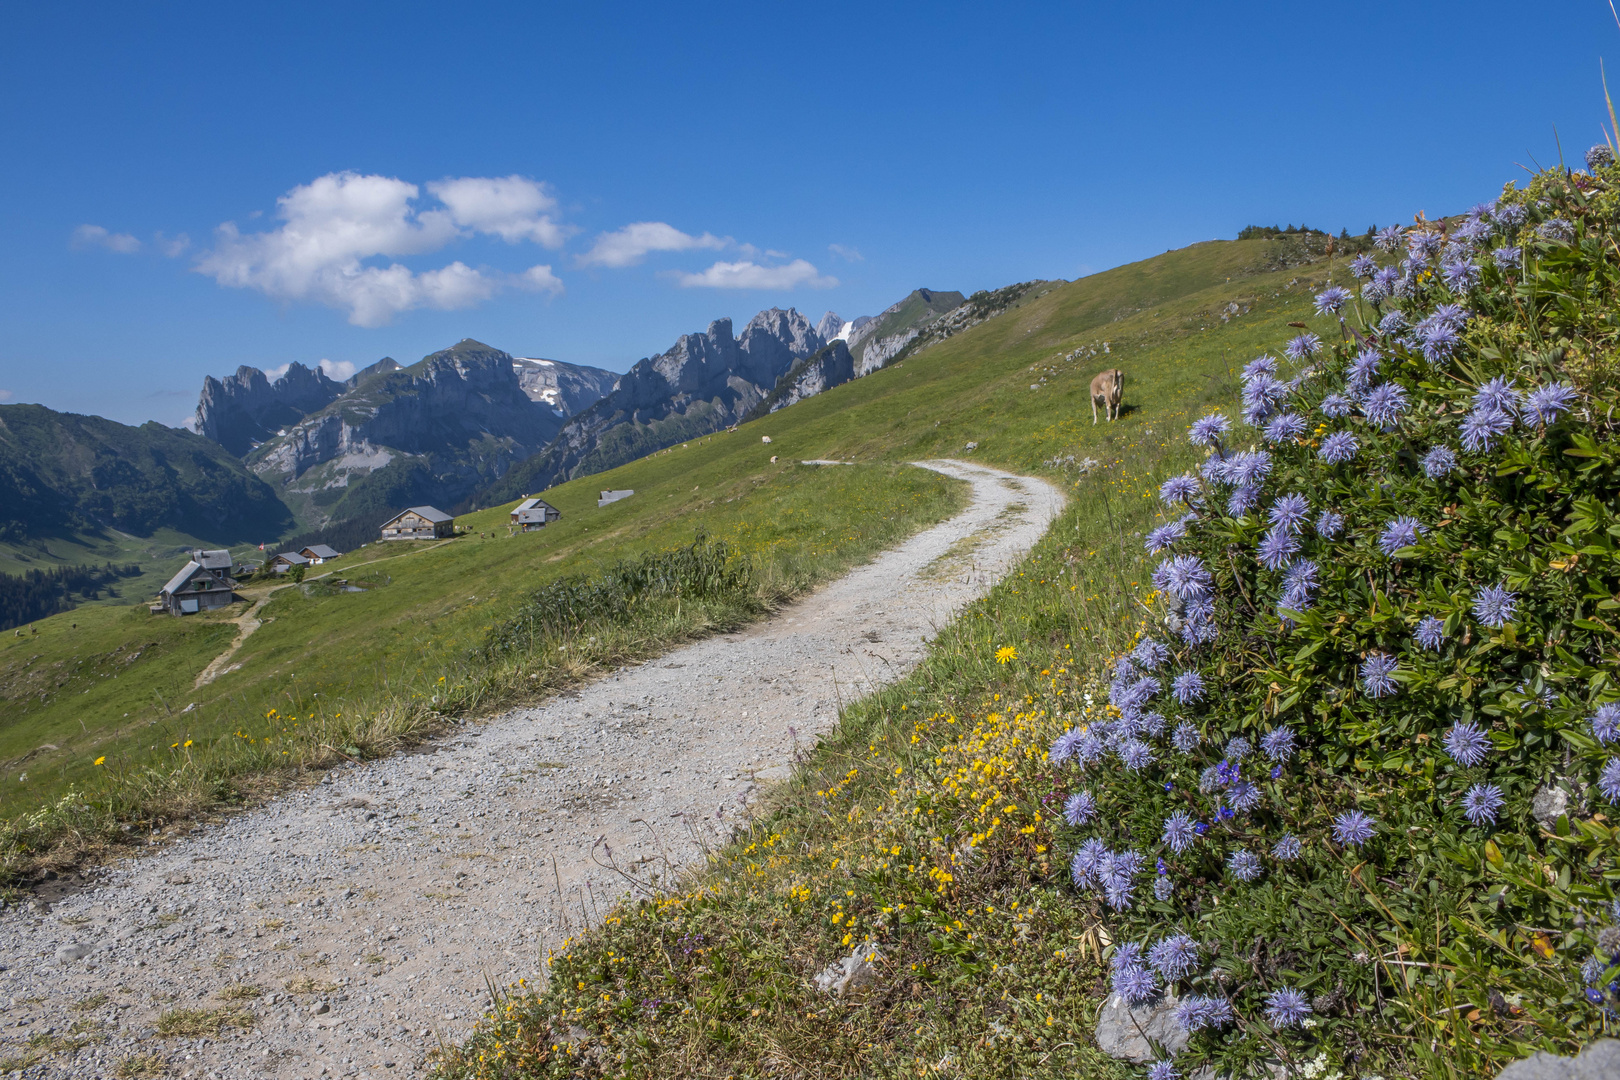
[816,311,844,341]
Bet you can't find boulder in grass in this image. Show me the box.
[1497,1040,1620,1080]
[812,941,880,997]
[1093,992,1188,1064]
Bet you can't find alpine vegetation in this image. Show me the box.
[1050,162,1620,1077]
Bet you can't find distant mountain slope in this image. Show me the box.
[476,308,823,504]
[0,404,294,544]
[244,339,603,528]
[846,288,966,372]
[744,340,856,419]
[512,357,619,416]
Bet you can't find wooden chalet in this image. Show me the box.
[380,505,455,541]
[158,549,238,616]
[511,497,561,531]
[267,551,311,574]
[299,544,342,564]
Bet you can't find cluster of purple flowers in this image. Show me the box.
[1072,841,1144,910]
[1174,994,1234,1033]
[1377,515,1427,557]
[1360,652,1399,697]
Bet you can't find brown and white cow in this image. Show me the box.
[1090,368,1124,423]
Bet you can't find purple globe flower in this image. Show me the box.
[1241,354,1278,380]
[1261,726,1296,763]
[1102,849,1143,910]
[1539,218,1575,243]
[1162,810,1199,854]
[1063,790,1097,826]
[1114,964,1158,1005]
[1319,432,1360,464]
[1409,230,1444,260]
[1226,483,1265,517]
[1264,987,1313,1028]
[1590,704,1620,745]
[1148,1062,1179,1080]
[1350,253,1377,278]
[1600,758,1620,804]
[1332,809,1377,847]
[1145,520,1188,553]
[1378,515,1427,556]
[1362,382,1409,429]
[1493,203,1527,228]
[1320,392,1354,419]
[1272,833,1302,860]
[1263,412,1307,444]
[1442,259,1482,291]
[1420,323,1459,363]
[1422,445,1458,479]
[1280,559,1319,615]
[1049,727,1084,764]
[1148,934,1200,981]
[1360,652,1400,697]
[1285,333,1322,361]
[1414,616,1447,651]
[1175,994,1233,1033]
[1160,555,1213,601]
[1188,413,1230,447]
[1224,449,1273,487]
[1073,837,1113,888]
[1444,721,1492,767]
[1316,509,1345,539]
[1462,783,1505,826]
[1152,876,1175,901]
[1374,224,1405,251]
[1377,309,1408,335]
[1346,348,1381,393]
[1472,583,1519,627]
[1225,736,1252,761]
[1492,245,1522,271]
[1371,265,1399,294]
[1267,493,1311,534]
[1172,722,1201,754]
[1460,406,1514,453]
[1172,670,1206,704]
[1158,474,1200,505]
[1257,526,1300,571]
[1521,382,1578,425]
[1121,739,1156,772]
[1473,376,1519,414]
[1132,638,1170,671]
[1228,780,1262,812]
[1314,286,1352,315]
[1110,941,1145,974]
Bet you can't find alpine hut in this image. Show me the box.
[158,549,238,616]
[511,498,561,531]
[380,506,455,541]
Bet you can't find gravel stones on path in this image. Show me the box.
[0,460,1063,1079]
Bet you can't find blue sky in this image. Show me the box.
[1,1,1616,426]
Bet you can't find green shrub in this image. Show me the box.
[1053,164,1620,1077]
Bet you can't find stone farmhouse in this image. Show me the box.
[380,506,455,541]
[267,552,310,574]
[299,544,342,564]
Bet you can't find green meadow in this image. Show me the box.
[2,235,1338,884]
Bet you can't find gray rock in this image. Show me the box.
[54,942,90,962]
[1533,785,1570,828]
[813,942,881,997]
[1093,992,1188,1064]
[1497,1039,1620,1079]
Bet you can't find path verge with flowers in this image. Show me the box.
[0,459,1062,1080]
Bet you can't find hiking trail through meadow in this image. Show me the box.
[0,460,1064,1080]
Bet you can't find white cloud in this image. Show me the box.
[517,264,564,295]
[578,222,728,268]
[673,259,838,290]
[0,389,12,402]
[194,171,559,327]
[828,243,864,262]
[156,231,191,257]
[318,358,356,380]
[427,175,568,247]
[72,224,141,253]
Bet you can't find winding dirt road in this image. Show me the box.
[0,460,1064,1080]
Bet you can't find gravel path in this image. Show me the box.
[0,460,1063,1080]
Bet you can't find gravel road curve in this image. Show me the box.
[0,460,1064,1080]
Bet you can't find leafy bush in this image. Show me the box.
[1052,164,1620,1077]
[483,534,755,656]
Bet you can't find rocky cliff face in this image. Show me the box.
[846,288,966,374]
[239,341,614,527]
[758,340,856,415]
[194,362,348,456]
[477,308,823,504]
[513,357,620,416]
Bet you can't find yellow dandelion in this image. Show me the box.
[995,646,1017,664]
[94,756,106,766]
